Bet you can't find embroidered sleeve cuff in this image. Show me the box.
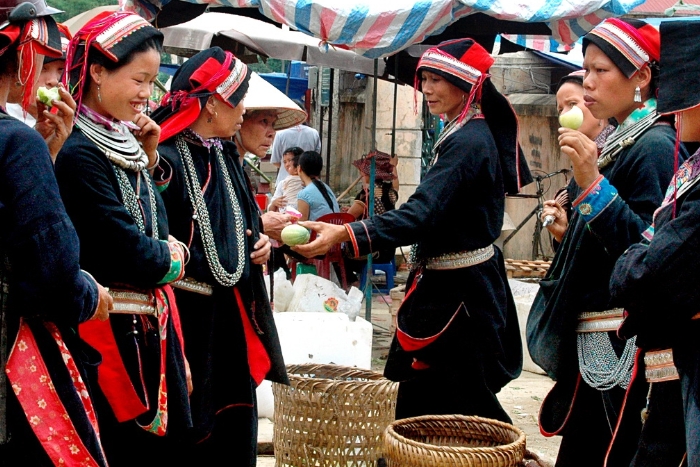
[158,241,185,285]
[572,176,617,221]
[153,158,172,193]
[345,224,360,258]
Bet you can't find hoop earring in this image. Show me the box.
[634,86,642,103]
[207,111,218,124]
[97,84,102,103]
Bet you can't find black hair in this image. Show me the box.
[299,150,323,178]
[284,146,304,168]
[0,42,18,79]
[80,36,163,92]
[88,36,162,72]
[555,74,583,94]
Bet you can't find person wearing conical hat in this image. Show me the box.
[527,18,688,467]
[0,1,112,464]
[295,38,532,422]
[151,47,290,466]
[611,19,700,466]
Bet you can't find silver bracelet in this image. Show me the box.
[146,151,160,170]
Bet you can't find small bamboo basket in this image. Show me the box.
[383,414,526,467]
[273,363,398,466]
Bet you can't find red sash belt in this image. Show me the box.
[5,320,105,467]
[79,285,185,436]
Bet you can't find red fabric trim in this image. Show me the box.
[6,321,103,467]
[572,174,605,207]
[163,285,186,362]
[159,102,204,143]
[360,220,373,253]
[459,43,494,74]
[79,319,148,422]
[394,275,467,352]
[603,348,642,467]
[538,374,581,437]
[396,302,466,352]
[233,287,271,387]
[345,224,360,258]
[158,54,234,142]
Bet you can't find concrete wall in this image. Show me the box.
[308,70,422,209]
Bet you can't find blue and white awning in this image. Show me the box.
[120,0,646,58]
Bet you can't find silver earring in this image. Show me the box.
[97,84,102,103]
[634,86,642,103]
[599,120,603,127]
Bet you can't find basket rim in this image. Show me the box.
[284,363,389,382]
[384,414,527,455]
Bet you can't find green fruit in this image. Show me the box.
[36,86,61,106]
[558,105,584,130]
[281,224,311,246]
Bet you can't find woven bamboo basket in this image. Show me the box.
[383,414,526,467]
[273,363,398,466]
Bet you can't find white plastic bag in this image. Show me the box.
[286,274,348,313]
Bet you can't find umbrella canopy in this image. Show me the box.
[121,0,646,57]
[63,5,119,34]
[159,11,384,75]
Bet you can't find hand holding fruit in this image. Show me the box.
[558,110,600,190]
[34,84,76,161]
[291,221,351,258]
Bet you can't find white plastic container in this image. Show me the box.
[256,311,373,418]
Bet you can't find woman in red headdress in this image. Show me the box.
[295,38,532,422]
[151,47,288,466]
[54,11,192,467]
[0,1,112,465]
[527,18,687,466]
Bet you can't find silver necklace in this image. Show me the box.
[577,332,637,390]
[114,167,159,238]
[76,113,149,172]
[176,135,246,287]
[598,112,660,170]
[78,117,158,238]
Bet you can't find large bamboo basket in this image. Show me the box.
[273,363,398,466]
[383,414,527,466]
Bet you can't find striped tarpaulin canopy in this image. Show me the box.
[120,0,645,57]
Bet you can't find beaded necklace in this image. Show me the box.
[175,135,246,287]
[597,99,660,170]
[77,109,157,237]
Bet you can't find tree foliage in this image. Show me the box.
[51,0,118,24]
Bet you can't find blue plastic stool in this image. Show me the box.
[360,257,395,294]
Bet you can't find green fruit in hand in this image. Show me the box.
[36,86,61,106]
[558,105,584,130]
[281,224,311,246]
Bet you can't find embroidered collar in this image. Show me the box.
[182,128,223,151]
[597,98,660,169]
[616,98,657,132]
[78,104,132,134]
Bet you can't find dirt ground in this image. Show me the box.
[368,291,561,464]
